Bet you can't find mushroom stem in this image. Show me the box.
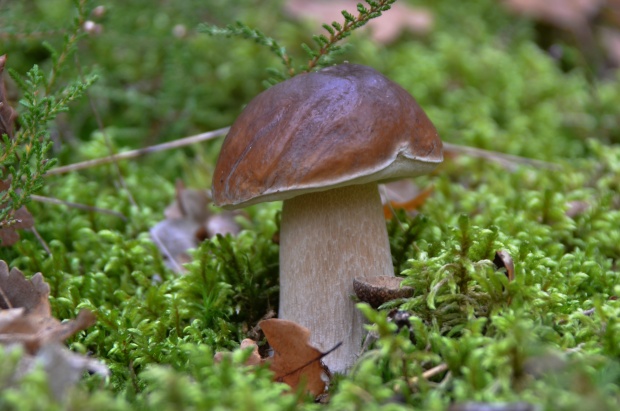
[279,182,394,373]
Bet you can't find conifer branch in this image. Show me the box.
[199,22,295,79]
[302,0,397,72]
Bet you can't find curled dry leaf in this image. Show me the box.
[0,260,107,400]
[151,180,242,272]
[381,181,434,219]
[214,338,262,366]
[0,260,97,353]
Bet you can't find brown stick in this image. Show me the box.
[46,127,230,176]
[443,142,561,171]
[30,195,127,220]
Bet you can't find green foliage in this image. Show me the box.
[0,0,94,234]
[200,0,397,83]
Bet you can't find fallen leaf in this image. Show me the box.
[284,0,433,44]
[260,319,330,397]
[0,260,107,400]
[0,54,17,139]
[214,319,333,398]
[33,343,109,401]
[214,338,263,366]
[0,195,34,247]
[382,183,434,219]
[0,260,96,353]
[151,181,242,272]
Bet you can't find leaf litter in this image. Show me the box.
[0,260,108,401]
[215,319,334,398]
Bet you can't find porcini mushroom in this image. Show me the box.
[212,63,442,372]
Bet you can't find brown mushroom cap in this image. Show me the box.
[213,63,443,208]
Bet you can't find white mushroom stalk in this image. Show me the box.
[279,182,393,373]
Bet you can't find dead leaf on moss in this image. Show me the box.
[381,181,434,219]
[0,261,50,315]
[0,180,35,246]
[260,319,330,397]
[0,260,107,400]
[284,0,433,44]
[214,319,333,398]
[151,180,242,272]
[0,260,97,353]
[214,338,263,366]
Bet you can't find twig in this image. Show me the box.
[443,142,561,171]
[408,363,449,386]
[28,225,51,255]
[46,127,557,177]
[46,127,230,176]
[30,194,127,220]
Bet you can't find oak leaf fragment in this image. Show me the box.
[214,338,263,366]
[0,260,96,353]
[151,180,242,272]
[214,319,333,398]
[0,260,107,400]
[260,319,329,397]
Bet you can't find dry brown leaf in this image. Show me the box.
[383,184,434,219]
[214,338,263,366]
[260,319,329,397]
[284,0,433,44]
[214,319,332,398]
[0,199,35,247]
[0,260,106,400]
[152,181,242,272]
[0,260,50,316]
[0,54,17,139]
[0,260,97,353]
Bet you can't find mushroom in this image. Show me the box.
[212,63,442,372]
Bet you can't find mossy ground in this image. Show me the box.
[1,0,620,410]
